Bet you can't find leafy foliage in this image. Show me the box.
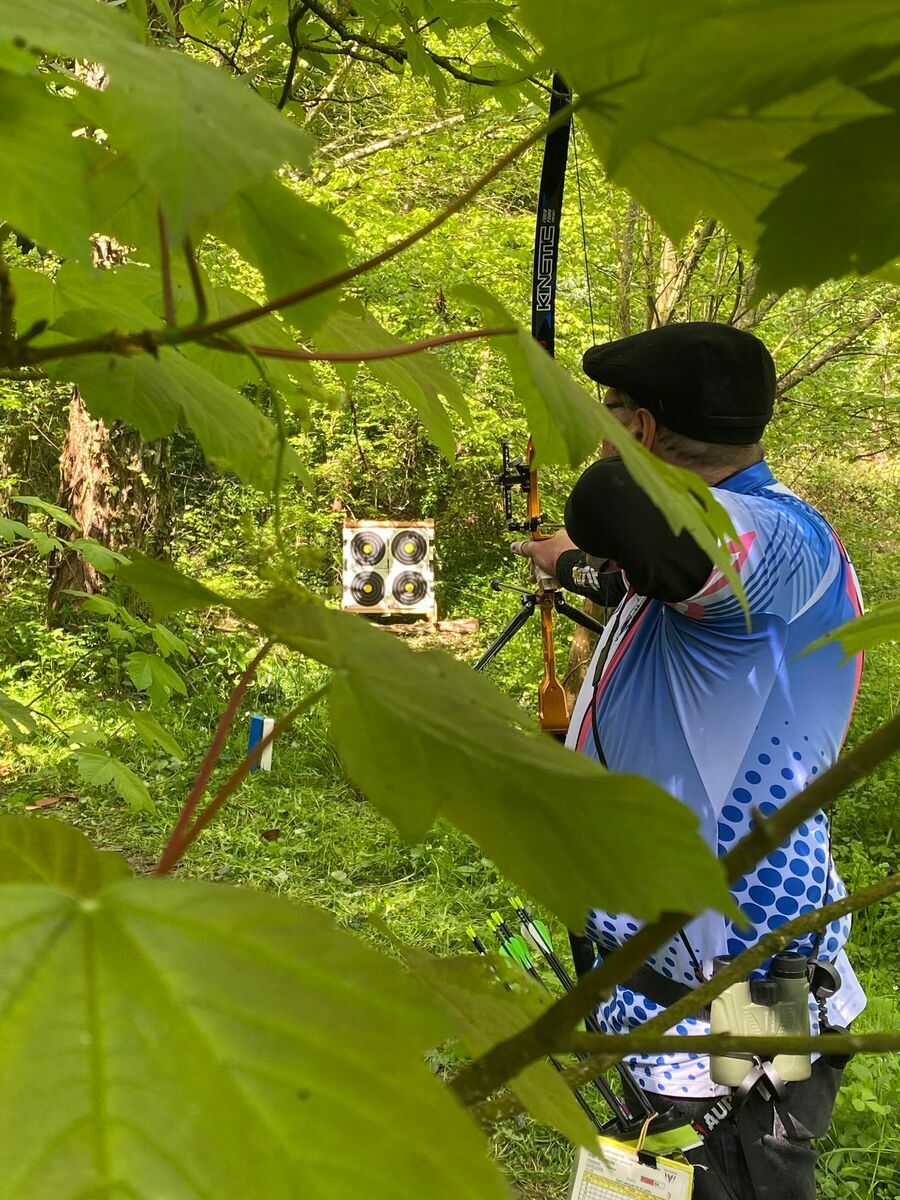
[120,558,732,928]
[124,651,187,707]
[129,709,184,760]
[400,944,597,1146]
[1,0,900,1194]
[517,0,900,290]
[75,745,155,810]
[318,300,470,458]
[756,77,900,290]
[0,815,130,892]
[0,690,36,742]
[0,816,506,1200]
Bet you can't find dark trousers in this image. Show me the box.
[652,1059,844,1200]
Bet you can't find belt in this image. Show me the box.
[624,963,711,1021]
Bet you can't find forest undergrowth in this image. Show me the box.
[2,455,899,1198]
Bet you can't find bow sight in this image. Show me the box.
[475,438,606,701]
[493,438,542,534]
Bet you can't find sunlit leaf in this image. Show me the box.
[125,651,187,707]
[0,815,130,892]
[0,517,31,545]
[25,527,64,557]
[76,593,120,616]
[119,556,221,619]
[209,177,350,334]
[756,78,900,290]
[149,624,189,661]
[12,495,80,529]
[81,43,315,239]
[317,301,470,459]
[75,747,155,811]
[0,822,506,1200]
[70,538,129,576]
[0,73,103,259]
[0,0,139,59]
[0,691,37,742]
[518,0,900,275]
[129,710,185,759]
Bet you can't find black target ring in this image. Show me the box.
[391,529,428,565]
[392,570,428,606]
[350,530,386,566]
[350,571,385,607]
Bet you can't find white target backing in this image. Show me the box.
[342,519,435,620]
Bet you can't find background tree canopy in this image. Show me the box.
[1,1,900,1196]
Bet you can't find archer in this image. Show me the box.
[518,320,864,1200]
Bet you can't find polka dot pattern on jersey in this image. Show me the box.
[588,729,854,1097]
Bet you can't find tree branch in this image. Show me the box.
[0,226,15,349]
[777,299,896,395]
[209,325,514,363]
[301,51,356,126]
[180,31,243,75]
[155,642,271,875]
[324,113,467,173]
[565,1031,900,1058]
[300,0,507,86]
[277,3,308,111]
[450,707,900,1109]
[183,236,208,326]
[293,39,388,67]
[471,868,900,1124]
[8,90,591,369]
[653,218,717,326]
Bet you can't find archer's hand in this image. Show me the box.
[511,530,577,578]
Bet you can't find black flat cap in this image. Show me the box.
[582,322,775,445]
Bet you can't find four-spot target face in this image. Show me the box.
[342,520,434,616]
[392,570,428,606]
[350,530,386,566]
[391,529,427,565]
[350,571,385,606]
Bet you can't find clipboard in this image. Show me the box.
[568,1137,694,1200]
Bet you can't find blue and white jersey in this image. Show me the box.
[565,460,866,1099]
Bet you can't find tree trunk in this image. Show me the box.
[652,234,680,328]
[46,47,173,614]
[48,388,171,610]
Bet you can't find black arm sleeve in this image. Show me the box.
[563,458,712,603]
[556,549,627,607]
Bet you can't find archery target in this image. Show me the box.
[350,571,385,606]
[392,570,428,606]
[350,530,386,566]
[342,519,435,618]
[391,529,428,565]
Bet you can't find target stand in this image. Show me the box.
[342,520,436,623]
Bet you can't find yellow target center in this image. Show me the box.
[363,583,373,594]
[404,542,415,553]
[362,543,373,554]
[404,582,414,592]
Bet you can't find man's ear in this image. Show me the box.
[634,408,658,450]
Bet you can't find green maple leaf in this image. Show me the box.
[0,817,506,1200]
